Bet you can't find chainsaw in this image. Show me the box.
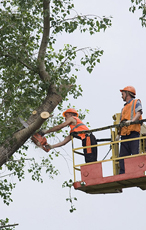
[19,117,50,152]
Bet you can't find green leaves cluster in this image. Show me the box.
[28,154,59,182]
[0,150,59,206]
[0,1,45,143]
[129,0,146,27]
[62,179,77,213]
[0,0,112,147]
[5,157,26,181]
[0,218,16,230]
[51,10,111,35]
[0,179,15,205]
[81,49,104,73]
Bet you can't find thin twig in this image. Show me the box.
[50,14,102,28]
[58,46,91,70]
[0,172,15,178]
[0,223,19,228]
[7,158,34,162]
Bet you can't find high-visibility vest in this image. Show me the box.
[120,99,142,136]
[69,117,89,140]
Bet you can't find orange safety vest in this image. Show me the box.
[120,99,142,136]
[69,117,89,140]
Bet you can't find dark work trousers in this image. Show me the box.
[119,131,140,174]
[82,133,97,163]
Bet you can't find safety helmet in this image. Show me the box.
[120,86,136,95]
[62,108,79,117]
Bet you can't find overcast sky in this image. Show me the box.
[1,1,146,229]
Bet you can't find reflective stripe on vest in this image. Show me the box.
[71,123,85,131]
[130,99,135,120]
[70,117,89,140]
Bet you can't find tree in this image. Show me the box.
[0,0,112,227]
[0,0,112,162]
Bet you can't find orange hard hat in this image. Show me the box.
[120,86,136,95]
[62,108,79,117]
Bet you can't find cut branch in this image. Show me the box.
[0,112,50,167]
[27,88,63,124]
[0,87,65,167]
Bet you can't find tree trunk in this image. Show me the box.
[0,91,62,167]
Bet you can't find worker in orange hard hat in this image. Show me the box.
[62,108,79,117]
[41,108,97,163]
[116,86,143,174]
[120,86,136,100]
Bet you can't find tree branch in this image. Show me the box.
[0,112,50,167]
[58,47,91,69]
[37,0,51,81]
[0,51,34,72]
[26,88,63,124]
[0,172,15,178]
[50,14,103,28]
[0,224,19,228]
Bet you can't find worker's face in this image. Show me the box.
[65,112,72,121]
[121,91,126,101]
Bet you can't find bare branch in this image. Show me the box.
[0,224,19,228]
[0,172,15,178]
[7,158,34,163]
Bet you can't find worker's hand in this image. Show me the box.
[45,144,52,150]
[38,129,47,136]
[125,120,132,126]
[115,135,120,141]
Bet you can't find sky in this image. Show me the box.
[1,0,146,229]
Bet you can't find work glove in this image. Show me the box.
[125,120,132,126]
[45,144,53,150]
[115,135,120,141]
[38,129,47,136]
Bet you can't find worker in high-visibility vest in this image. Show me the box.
[41,108,97,163]
[116,86,142,174]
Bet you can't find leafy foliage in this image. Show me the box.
[28,154,59,182]
[0,0,112,225]
[0,179,15,205]
[129,0,146,27]
[0,0,112,144]
[62,179,77,213]
[0,218,17,230]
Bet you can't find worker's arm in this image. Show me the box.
[123,111,142,126]
[43,117,75,134]
[48,135,71,149]
[132,111,142,122]
[132,99,142,122]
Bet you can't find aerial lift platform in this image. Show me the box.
[72,114,146,194]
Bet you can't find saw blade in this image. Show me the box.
[19,117,29,128]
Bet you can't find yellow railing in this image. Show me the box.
[71,135,146,183]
